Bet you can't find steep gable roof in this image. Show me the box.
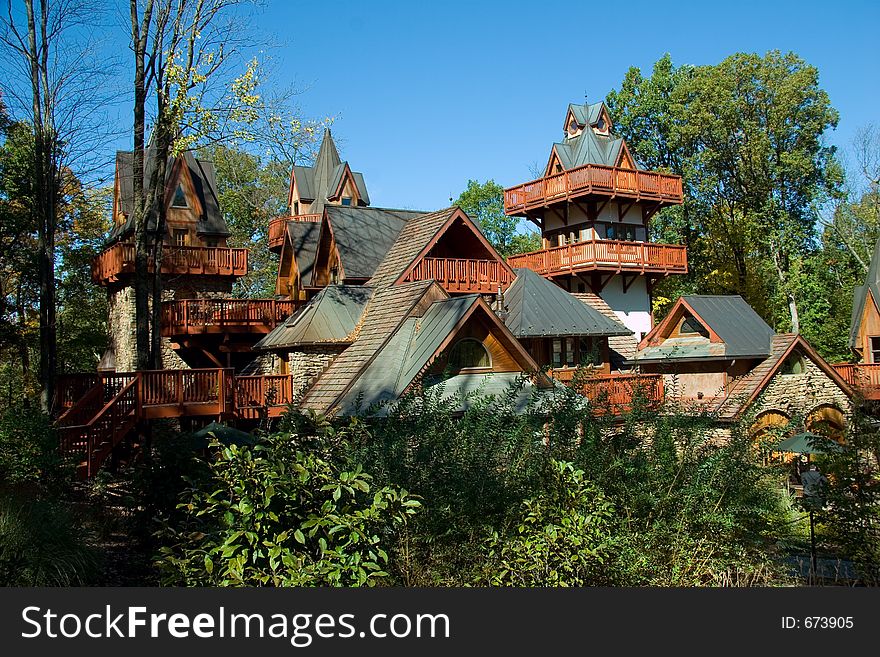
[109,149,228,243]
[635,295,775,362]
[291,129,370,212]
[849,235,880,349]
[286,220,322,285]
[323,206,427,280]
[299,279,439,414]
[504,269,631,338]
[254,285,373,350]
[712,334,853,420]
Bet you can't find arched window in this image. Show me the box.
[448,338,491,370]
[781,352,806,376]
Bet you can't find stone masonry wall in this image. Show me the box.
[106,276,234,371]
[290,347,342,396]
[750,356,852,425]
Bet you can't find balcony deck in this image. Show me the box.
[551,370,664,415]
[504,163,683,216]
[404,257,515,294]
[92,242,248,285]
[268,214,322,251]
[832,363,880,400]
[160,299,301,336]
[507,239,687,277]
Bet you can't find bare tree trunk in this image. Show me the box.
[148,133,169,368]
[131,0,155,370]
[773,249,800,334]
[15,278,31,405]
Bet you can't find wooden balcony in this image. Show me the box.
[579,373,665,415]
[404,257,515,293]
[268,214,322,250]
[161,298,301,336]
[832,363,880,400]
[504,163,683,216]
[92,242,248,285]
[507,239,687,277]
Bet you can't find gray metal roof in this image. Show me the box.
[849,236,880,349]
[333,295,479,414]
[287,220,322,284]
[504,269,632,337]
[108,149,229,243]
[254,285,373,350]
[325,206,427,280]
[633,295,774,363]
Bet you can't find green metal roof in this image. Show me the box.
[293,129,369,211]
[504,269,631,338]
[254,285,372,350]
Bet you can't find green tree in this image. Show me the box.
[454,179,540,256]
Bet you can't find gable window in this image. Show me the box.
[173,229,188,247]
[870,337,880,363]
[293,201,300,215]
[172,184,187,208]
[781,352,806,376]
[449,338,491,370]
[341,197,352,206]
[679,316,709,338]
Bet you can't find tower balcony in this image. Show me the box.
[506,239,687,277]
[404,257,515,294]
[92,242,248,285]
[160,298,302,337]
[504,163,683,216]
[268,214,322,251]
[832,363,880,400]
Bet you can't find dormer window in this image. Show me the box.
[172,184,187,208]
[679,316,709,338]
[596,117,606,131]
[449,338,491,371]
[781,352,806,376]
[341,197,352,206]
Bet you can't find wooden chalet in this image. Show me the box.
[504,101,686,342]
[838,236,880,399]
[631,295,853,439]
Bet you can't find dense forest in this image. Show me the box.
[0,0,879,586]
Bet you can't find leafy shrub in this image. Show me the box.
[156,431,420,586]
[478,460,613,586]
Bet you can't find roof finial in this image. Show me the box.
[584,91,588,105]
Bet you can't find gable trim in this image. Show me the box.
[639,297,723,349]
[165,157,204,219]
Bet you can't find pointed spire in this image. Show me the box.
[309,128,343,215]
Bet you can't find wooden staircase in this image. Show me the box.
[57,377,139,479]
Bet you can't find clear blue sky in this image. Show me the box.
[241,0,878,211]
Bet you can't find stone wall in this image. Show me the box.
[240,352,284,376]
[290,346,343,395]
[750,356,852,425]
[105,276,234,371]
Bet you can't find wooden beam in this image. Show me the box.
[622,273,638,293]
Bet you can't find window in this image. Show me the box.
[871,337,880,363]
[172,184,187,208]
[679,316,709,338]
[341,197,352,206]
[781,352,806,376]
[173,229,188,247]
[596,117,606,131]
[552,338,563,368]
[579,337,602,367]
[205,238,218,248]
[293,201,300,215]
[606,223,637,241]
[449,338,491,370]
[565,337,576,367]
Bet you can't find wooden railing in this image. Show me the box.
[235,375,295,419]
[405,257,515,293]
[161,298,301,336]
[268,214,322,249]
[506,239,687,276]
[579,373,664,415]
[504,163,683,214]
[832,363,880,399]
[92,242,248,285]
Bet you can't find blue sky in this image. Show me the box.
[243,0,878,211]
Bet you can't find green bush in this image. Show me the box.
[156,431,420,586]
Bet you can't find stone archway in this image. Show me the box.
[805,404,846,441]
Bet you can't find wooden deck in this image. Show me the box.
[552,370,665,415]
[160,299,301,336]
[506,239,687,277]
[92,242,248,285]
[56,369,297,477]
[504,163,683,216]
[268,214,322,250]
[832,363,880,400]
[404,257,515,293]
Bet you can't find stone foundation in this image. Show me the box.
[750,358,852,423]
